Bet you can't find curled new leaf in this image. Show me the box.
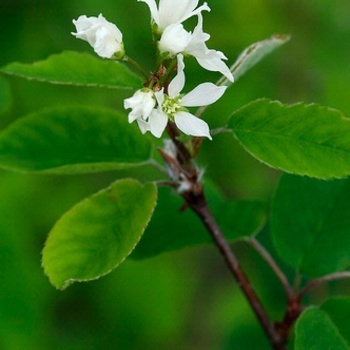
[218,34,290,86]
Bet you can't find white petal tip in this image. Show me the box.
[228,74,234,83]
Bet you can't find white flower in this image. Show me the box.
[72,14,124,59]
[124,55,226,139]
[159,14,234,82]
[154,54,227,139]
[138,0,210,32]
[124,89,166,137]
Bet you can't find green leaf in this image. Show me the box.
[218,34,290,86]
[0,106,152,173]
[131,186,267,259]
[228,99,350,179]
[322,298,350,345]
[271,174,350,277]
[0,76,11,115]
[295,307,349,350]
[1,51,142,89]
[42,179,157,289]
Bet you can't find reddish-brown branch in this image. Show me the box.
[298,272,350,300]
[184,189,286,350]
[275,298,304,342]
[162,122,303,349]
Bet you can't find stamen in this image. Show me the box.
[162,96,182,117]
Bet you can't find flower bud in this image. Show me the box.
[72,14,125,59]
[158,24,192,58]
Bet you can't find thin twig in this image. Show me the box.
[123,55,149,80]
[187,191,285,350]
[246,237,294,301]
[299,272,350,300]
[293,273,301,294]
[155,180,177,188]
[147,158,168,175]
[159,58,177,86]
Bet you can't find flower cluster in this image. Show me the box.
[139,0,233,81]
[72,0,233,140]
[124,54,226,139]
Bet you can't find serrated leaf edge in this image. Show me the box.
[42,179,158,290]
[295,306,350,349]
[0,51,141,90]
[228,98,350,179]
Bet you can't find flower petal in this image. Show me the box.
[158,0,197,29]
[138,0,160,26]
[196,53,234,82]
[149,110,168,138]
[124,89,156,122]
[72,14,124,59]
[159,24,192,56]
[155,89,165,106]
[158,0,210,30]
[98,14,123,42]
[174,111,212,139]
[168,54,185,97]
[94,26,122,58]
[136,119,150,134]
[138,0,210,31]
[184,13,234,82]
[183,2,211,22]
[127,110,141,124]
[184,11,209,52]
[181,83,227,107]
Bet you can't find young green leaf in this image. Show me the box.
[322,298,350,345]
[295,307,349,350]
[271,174,350,277]
[1,51,142,89]
[42,179,157,289]
[228,99,350,179]
[131,186,267,259]
[0,106,152,173]
[218,34,290,86]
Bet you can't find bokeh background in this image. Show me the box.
[0,0,350,349]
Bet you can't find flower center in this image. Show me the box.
[162,96,182,119]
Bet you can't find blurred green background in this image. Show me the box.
[0,0,350,349]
